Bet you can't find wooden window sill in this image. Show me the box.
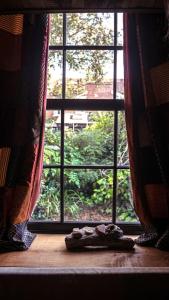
[0,234,169,268]
[0,235,169,300]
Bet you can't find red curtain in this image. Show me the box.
[0,14,49,251]
[124,13,169,249]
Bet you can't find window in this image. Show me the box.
[30,12,139,233]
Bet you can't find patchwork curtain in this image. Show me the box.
[124,13,169,249]
[0,14,49,251]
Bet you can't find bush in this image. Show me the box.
[32,112,137,222]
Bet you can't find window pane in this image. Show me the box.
[117,111,129,166]
[64,169,113,221]
[47,51,62,99]
[66,50,114,99]
[49,14,63,45]
[116,50,124,99]
[117,13,123,46]
[32,169,60,221]
[116,169,138,223]
[64,111,114,165]
[67,13,114,46]
[44,111,61,165]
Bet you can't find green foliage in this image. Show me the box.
[32,112,137,222]
[31,13,137,222]
[48,13,115,99]
[116,169,137,222]
[34,168,60,220]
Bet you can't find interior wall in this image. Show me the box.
[0,0,164,13]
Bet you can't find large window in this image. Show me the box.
[31,13,138,232]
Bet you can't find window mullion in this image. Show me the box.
[60,13,67,223]
[112,12,118,224]
[62,12,66,100]
[49,45,123,50]
[60,110,65,223]
[31,12,140,233]
[47,99,124,111]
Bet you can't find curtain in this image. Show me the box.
[0,14,49,251]
[124,13,169,249]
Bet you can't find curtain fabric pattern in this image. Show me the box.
[124,13,169,249]
[0,14,49,251]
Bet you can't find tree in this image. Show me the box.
[31,13,137,222]
[48,13,117,98]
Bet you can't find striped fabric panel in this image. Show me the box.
[0,15,23,35]
[145,184,169,218]
[12,186,32,225]
[150,61,169,106]
[0,148,11,187]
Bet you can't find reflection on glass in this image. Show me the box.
[66,50,114,99]
[117,111,129,166]
[49,14,63,45]
[44,111,61,165]
[67,13,114,46]
[116,51,124,99]
[47,51,62,98]
[64,111,114,165]
[64,169,113,221]
[117,13,123,46]
[116,169,138,223]
[32,169,60,221]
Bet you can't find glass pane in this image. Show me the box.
[116,169,138,223]
[49,14,63,45]
[67,13,114,46]
[116,50,124,99]
[44,111,61,165]
[47,51,62,99]
[66,50,114,99]
[64,111,114,165]
[117,13,123,46]
[64,169,113,221]
[32,169,60,221]
[117,111,129,166]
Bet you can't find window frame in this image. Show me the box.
[29,12,142,235]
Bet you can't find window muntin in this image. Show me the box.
[64,168,113,222]
[66,13,114,46]
[31,12,138,229]
[116,51,124,99]
[64,111,114,166]
[66,50,114,99]
[43,110,61,165]
[47,51,62,99]
[117,111,129,166]
[49,13,63,45]
[116,169,137,223]
[117,13,123,46]
[32,168,60,221]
